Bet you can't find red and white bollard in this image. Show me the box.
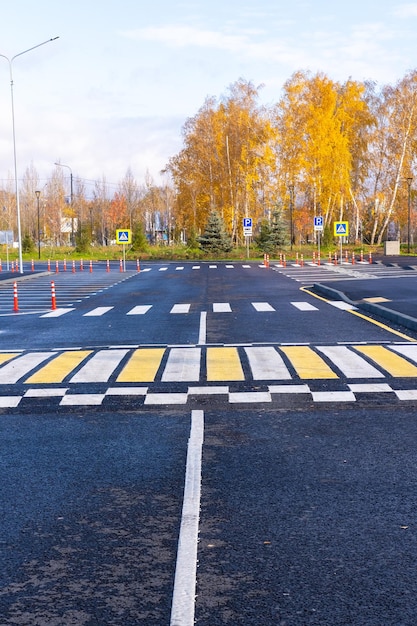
[136,259,140,272]
[119,259,123,272]
[0,259,2,272]
[283,254,286,267]
[55,260,59,273]
[89,260,93,273]
[369,251,372,264]
[72,260,76,273]
[317,252,321,266]
[13,281,18,312]
[47,259,51,272]
[352,251,355,265]
[301,254,304,267]
[106,259,110,273]
[80,259,84,271]
[63,259,67,271]
[31,259,35,271]
[360,250,364,262]
[51,281,57,310]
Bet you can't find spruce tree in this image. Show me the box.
[198,210,232,254]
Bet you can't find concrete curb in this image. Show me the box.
[313,282,417,333]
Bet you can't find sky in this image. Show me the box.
[0,0,416,197]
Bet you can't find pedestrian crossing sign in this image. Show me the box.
[116,229,132,244]
[334,221,349,237]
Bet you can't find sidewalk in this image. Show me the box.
[313,256,417,332]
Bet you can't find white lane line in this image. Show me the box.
[159,267,168,271]
[213,303,232,313]
[40,308,74,318]
[291,302,319,311]
[252,302,275,312]
[161,348,201,382]
[60,393,105,406]
[170,409,204,626]
[127,305,152,315]
[171,304,191,314]
[83,306,114,317]
[327,301,357,310]
[198,311,207,345]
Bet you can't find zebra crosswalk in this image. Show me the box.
[2,343,417,386]
[0,341,417,407]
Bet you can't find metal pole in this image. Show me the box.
[0,37,59,274]
[289,184,294,250]
[35,190,41,259]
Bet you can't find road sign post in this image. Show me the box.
[243,218,252,259]
[116,229,132,272]
[314,217,323,263]
[334,222,349,265]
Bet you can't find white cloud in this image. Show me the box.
[121,25,250,52]
[393,3,417,18]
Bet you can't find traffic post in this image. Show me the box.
[243,218,252,259]
[116,229,132,272]
[334,221,349,265]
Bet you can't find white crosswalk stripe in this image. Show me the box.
[252,302,276,312]
[83,306,114,316]
[127,305,152,315]
[316,345,384,378]
[245,346,291,380]
[161,347,201,382]
[70,349,129,383]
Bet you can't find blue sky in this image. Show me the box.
[0,0,416,195]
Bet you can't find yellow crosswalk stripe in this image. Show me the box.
[354,345,417,377]
[0,353,19,366]
[26,350,93,383]
[116,348,165,382]
[280,346,339,379]
[206,347,244,381]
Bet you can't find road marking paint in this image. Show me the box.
[198,312,207,345]
[280,346,339,379]
[0,353,20,366]
[206,347,244,381]
[144,392,188,405]
[116,348,165,382]
[127,305,152,315]
[40,308,74,318]
[171,304,191,314]
[188,386,229,395]
[162,348,201,382]
[312,390,356,402]
[390,344,417,363]
[170,410,204,626]
[0,396,21,407]
[0,352,56,384]
[291,301,319,311]
[229,391,272,403]
[354,345,417,377]
[269,384,311,394]
[328,301,357,310]
[245,346,291,380]
[24,388,69,397]
[83,306,113,316]
[225,264,234,268]
[159,267,168,271]
[60,393,105,406]
[213,303,232,312]
[192,266,200,270]
[26,350,92,383]
[175,267,184,270]
[105,387,148,396]
[70,349,129,383]
[209,265,217,269]
[348,383,393,393]
[394,389,417,400]
[316,346,384,378]
[252,302,275,312]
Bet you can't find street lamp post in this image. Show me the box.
[406,177,413,254]
[288,184,294,250]
[0,37,59,274]
[55,162,74,245]
[35,190,41,259]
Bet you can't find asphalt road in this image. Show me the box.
[1,260,417,625]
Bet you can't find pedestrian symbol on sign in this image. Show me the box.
[116,229,132,245]
[334,221,349,237]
